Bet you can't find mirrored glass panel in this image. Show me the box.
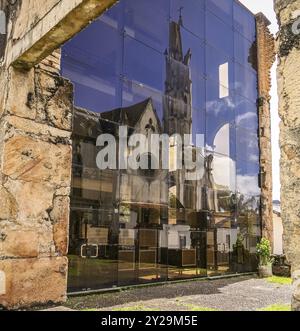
[181,28,205,111]
[206,0,233,27]
[235,192,261,272]
[207,217,234,276]
[236,160,261,197]
[206,10,234,58]
[234,31,257,73]
[122,79,164,122]
[69,115,121,292]
[235,94,258,131]
[206,152,236,194]
[62,0,261,292]
[236,126,260,163]
[233,1,256,42]
[171,0,205,39]
[124,35,165,92]
[206,44,234,91]
[124,0,170,53]
[235,63,258,101]
[167,229,208,280]
[205,79,236,157]
[62,19,123,114]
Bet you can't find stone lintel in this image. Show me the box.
[5,0,118,69]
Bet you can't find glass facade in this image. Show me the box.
[62,0,261,293]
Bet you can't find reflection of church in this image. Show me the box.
[70,16,229,229]
[71,96,169,225]
[68,15,258,291]
[162,17,220,220]
[71,16,228,246]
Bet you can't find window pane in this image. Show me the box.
[206,44,234,90]
[235,94,258,131]
[122,79,164,123]
[61,20,122,113]
[206,10,234,57]
[124,35,165,92]
[192,108,205,147]
[207,219,234,276]
[62,20,122,80]
[206,0,233,27]
[234,32,257,73]
[237,194,261,216]
[206,78,236,156]
[171,0,205,39]
[235,62,258,101]
[236,126,259,163]
[124,0,170,53]
[234,1,256,42]
[236,160,261,197]
[206,152,236,193]
[181,28,205,110]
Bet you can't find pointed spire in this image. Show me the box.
[169,21,183,61]
[178,6,184,27]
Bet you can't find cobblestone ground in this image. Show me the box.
[65,276,292,311]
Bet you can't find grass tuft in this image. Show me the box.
[258,304,291,311]
[266,276,292,285]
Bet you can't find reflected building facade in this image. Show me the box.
[62,0,262,292]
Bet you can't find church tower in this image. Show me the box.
[163,14,194,221]
[163,15,192,137]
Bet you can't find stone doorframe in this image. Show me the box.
[0,0,274,309]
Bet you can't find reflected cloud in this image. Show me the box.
[206,97,235,116]
[237,175,260,196]
[236,112,256,126]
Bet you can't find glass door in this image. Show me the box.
[68,207,119,292]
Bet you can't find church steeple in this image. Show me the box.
[169,21,183,62]
[178,6,184,27]
[163,14,193,137]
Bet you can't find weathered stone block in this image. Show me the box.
[6,68,36,120]
[7,115,72,140]
[292,270,300,311]
[0,70,8,119]
[50,196,70,256]
[3,178,55,223]
[2,134,72,187]
[36,72,73,131]
[0,186,17,221]
[0,257,68,309]
[0,221,58,259]
[0,229,39,258]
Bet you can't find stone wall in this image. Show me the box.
[0,0,118,310]
[256,14,276,246]
[0,58,73,309]
[274,0,300,311]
